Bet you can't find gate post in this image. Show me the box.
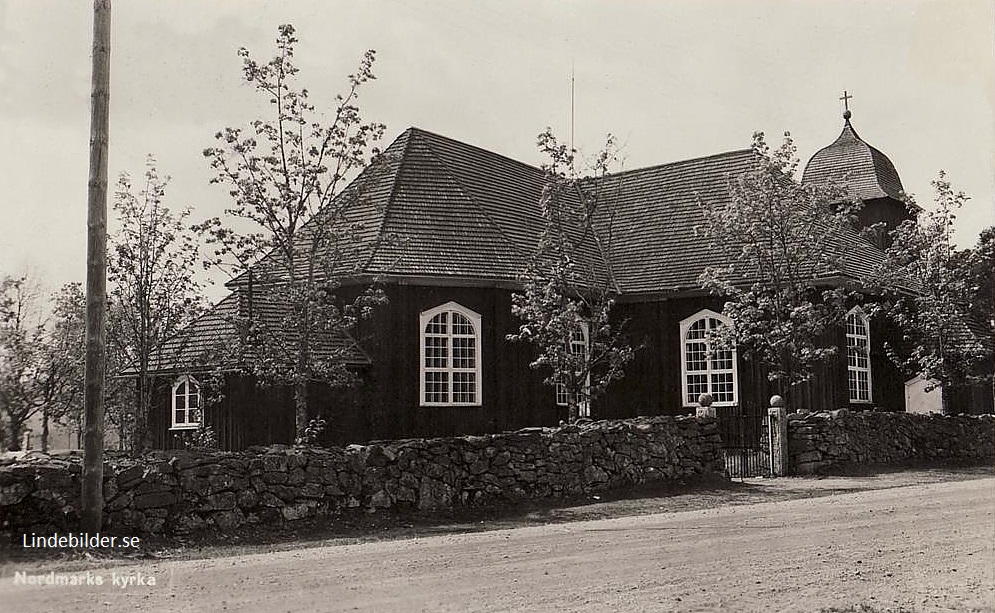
[696,393,716,418]
[767,395,788,477]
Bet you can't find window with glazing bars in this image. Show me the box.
[680,311,738,406]
[555,325,590,417]
[171,375,202,429]
[420,303,481,406]
[846,308,872,403]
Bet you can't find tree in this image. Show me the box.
[0,276,11,450]
[964,226,994,339]
[0,275,45,450]
[108,158,204,452]
[507,128,636,423]
[103,301,139,450]
[39,282,87,451]
[0,275,82,451]
[874,173,992,408]
[197,24,388,440]
[969,226,995,403]
[697,132,860,396]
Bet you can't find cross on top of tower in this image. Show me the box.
[839,90,853,120]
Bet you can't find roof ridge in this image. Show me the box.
[359,129,415,273]
[604,147,756,181]
[412,129,534,268]
[405,126,544,176]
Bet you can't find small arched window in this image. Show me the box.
[419,302,482,406]
[171,375,202,429]
[846,307,872,403]
[680,310,738,407]
[555,323,590,417]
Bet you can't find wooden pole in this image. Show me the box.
[82,0,111,534]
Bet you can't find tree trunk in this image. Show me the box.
[567,398,579,424]
[118,420,127,451]
[42,407,50,453]
[133,374,151,454]
[294,381,308,441]
[8,420,23,451]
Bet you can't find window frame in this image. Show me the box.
[555,322,591,417]
[170,375,202,430]
[419,302,483,407]
[845,306,873,404]
[679,309,739,407]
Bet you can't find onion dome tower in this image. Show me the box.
[802,95,913,249]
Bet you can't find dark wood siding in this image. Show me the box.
[351,285,561,441]
[600,298,737,418]
[855,196,913,250]
[147,286,916,450]
[148,375,294,451]
[602,297,907,417]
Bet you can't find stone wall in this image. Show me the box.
[787,410,994,474]
[1,416,723,538]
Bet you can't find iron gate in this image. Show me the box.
[715,404,769,478]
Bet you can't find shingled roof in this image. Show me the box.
[801,113,905,202]
[160,126,894,374]
[142,290,371,375]
[224,126,890,294]
[361,128,545,280]
[600,150,756,293]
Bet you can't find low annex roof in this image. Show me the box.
[138,291,371,376]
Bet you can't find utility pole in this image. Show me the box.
[570,61,575,160]
[82,0,111,534]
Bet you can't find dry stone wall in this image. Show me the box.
[1,416,723,538]
[787,410,994,474]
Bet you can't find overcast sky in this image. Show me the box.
[1,0,992,301]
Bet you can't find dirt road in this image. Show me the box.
[2,477,993,612]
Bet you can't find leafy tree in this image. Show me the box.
[697,131,860,396]
[197,24,388,440]
[102,302,139,451]
[874,174,992,408]
[39,282,87,450]
[108,158,204,452]
[0,275,42,450]
[965,226,994,338]
[43,283,133,450]
[507,128,636,423]
[0,275,80,451]
[969,226,995,403]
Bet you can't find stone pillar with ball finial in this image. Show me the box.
[696,393,716,418]
[767,395,788,476]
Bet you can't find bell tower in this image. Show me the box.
[802,93,914,249]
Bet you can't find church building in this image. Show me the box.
[146,110,933,450]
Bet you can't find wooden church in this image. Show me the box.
[146,111,932,450]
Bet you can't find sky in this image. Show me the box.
[1,0,993,302]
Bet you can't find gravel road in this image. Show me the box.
[2,476,993,612]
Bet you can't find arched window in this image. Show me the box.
[555,324,590,417]
[680,310,738,407]
[420,302,482,406]
[171,375,202,429]
[846,307,872,403]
